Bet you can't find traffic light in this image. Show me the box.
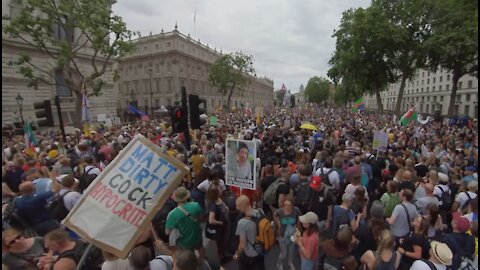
[170,106,187,133]
[188,94,207,129]
[34,100,54,127]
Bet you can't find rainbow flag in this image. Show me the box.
[400,107,418,126]
[352,98,365,112]
[24,121,37,156]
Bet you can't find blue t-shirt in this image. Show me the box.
[33,178,52,195]
[332,205,355,234]
[16,191,55,223]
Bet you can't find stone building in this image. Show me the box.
[1,0,117,127]
[363,68,478,119]
[116,27,274,117]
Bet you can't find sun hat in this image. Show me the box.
[173,187,190,203]
[430,241,453,266]
[299,211,318,224]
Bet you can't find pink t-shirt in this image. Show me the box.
[300,231,319,260]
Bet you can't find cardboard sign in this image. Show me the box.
[225,139,257,190]
[63,134,189,258]
[372,131,388,151]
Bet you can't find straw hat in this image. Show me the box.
[430,241,453,266]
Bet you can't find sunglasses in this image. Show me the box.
[7,235,21,246]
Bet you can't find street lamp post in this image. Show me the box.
[15,94,24,126]
[148,68,153,117]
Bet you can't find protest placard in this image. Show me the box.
[372,131,388,151]
[225,139,257,190]
[210,116,218,126]
[63,134,189,258]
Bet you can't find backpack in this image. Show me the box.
[151,198,177,242]
[294,177,312,211]
[384,193,401,218]
[461,192,475,214]
[77,167,97,193]
[244,209,275,253]
[264,179,286,205]
[320,169,336,194]
[153,255,174,270]
[2,198,34,233]
[57,241,103,270]
[436,186,452,212]
[48,191,72,222]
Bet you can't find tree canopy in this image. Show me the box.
[304,76,330,104]
[208,52,255,110]
[3,0,136,126]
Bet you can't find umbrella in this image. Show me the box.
[300,123,317,131]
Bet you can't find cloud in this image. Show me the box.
[112,0,371,93]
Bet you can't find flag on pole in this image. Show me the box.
[81,84,92,137]
[400,107,418,126]
[194,9,196,22]
[352,98,365,112]
[24,121,37,156]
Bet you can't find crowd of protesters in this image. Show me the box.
[1,104,478,270]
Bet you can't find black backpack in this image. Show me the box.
[294,177,312,212]
[57,241,104,270]
[151,198,177,242]
[77,167,98,193]
[461,192,475,214]
[48,191,72,222]
[320,169,336,194]
[436,186,452,212]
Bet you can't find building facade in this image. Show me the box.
[363,68,478,119]
[1,0,117,127]
[293,84,306,106]
[116,28,274,117]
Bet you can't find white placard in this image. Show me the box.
[372,131,388,151]
[225,139,257,190]
[63,134,189,258]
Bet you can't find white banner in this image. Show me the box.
[63,134,189,258]
[225,139,257,190]
[372,131,388,151]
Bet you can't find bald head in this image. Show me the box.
[19,182,35,195]
[235,195,251,213]
[403,170,412,181]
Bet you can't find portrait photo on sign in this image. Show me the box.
[225,139,256,190]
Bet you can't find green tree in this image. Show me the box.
[328,7,398,113]
[304,76,330,104]
[2,0,136,127]
[371,0,434,114]
[425,0,478,117]
[208,52,255,110]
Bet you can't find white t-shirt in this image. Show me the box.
[455,191,477,211]
[409,259,447,270]
[85,165,101,176]
[149,255,174,270]
[101,259,133,270]
[315,167,340,191]
[59,189,82,211]
[197,179,227,193]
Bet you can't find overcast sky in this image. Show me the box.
[112,0,371,93]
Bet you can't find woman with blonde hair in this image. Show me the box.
[360,229,401,270]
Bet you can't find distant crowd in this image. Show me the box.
[2,105,478,270]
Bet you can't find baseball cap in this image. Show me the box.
[310,176,322,189]
[299,211,318,224]
[452,212,471,233]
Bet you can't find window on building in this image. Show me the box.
[420,104,423,112]
[426,87,429,92]
[426,104,430,113]
[167,42,171,47]
[440,96,444,102]
[422,71,425,77]
[457,95,461,102]
[458,82,463,89]
[439,76,442,82]
[466,94,471,101]
[422,80,424,85]
[446,84,450,90]
[432,86,435,92]
[468,80,473,88]
[427,79,430,84]
[433,78,436,83]
[427,97,430,102]
[465,105,470,115]
[439,85,442,91]
[447,74,450,81]
[156,80,160,92]
[434,96,437,102]
[421,87,423,92]
[417,81,419,86]
[54,70,72,96]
